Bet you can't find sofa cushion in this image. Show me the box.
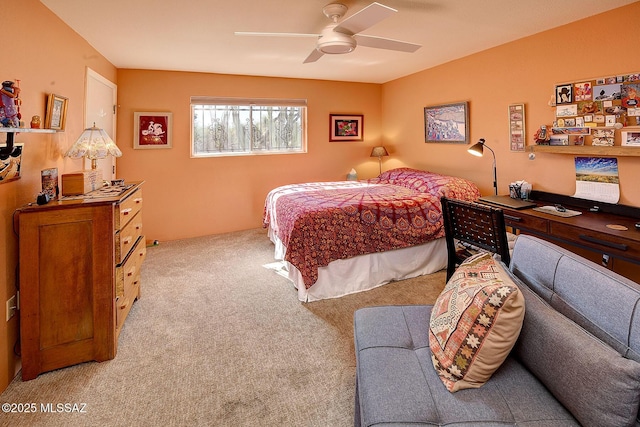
[511,269,640,427]
[429,252,525,392]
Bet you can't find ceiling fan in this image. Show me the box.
[235,2,421,63]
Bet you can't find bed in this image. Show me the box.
[263,168,480,301]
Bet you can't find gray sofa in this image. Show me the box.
[354,234,640,426]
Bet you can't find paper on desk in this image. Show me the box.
[573,157,620,204]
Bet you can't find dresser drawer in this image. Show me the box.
[116,236,146,298]
[115,211,143,264]
[551,222,640,260]
[116,272,141,334]
[116,189,143,230]
[503,210,549,234]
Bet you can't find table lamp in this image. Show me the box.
[370,146,389,175]
[468,138,497,195]
[62,124,122,195]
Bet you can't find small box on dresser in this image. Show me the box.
[61,169,103,195]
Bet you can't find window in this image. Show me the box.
[191,97,307,157]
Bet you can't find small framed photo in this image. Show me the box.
[134,112,173,149]
[621,131,640,146]
[424,101,469,144]
[556,104,577,117]
[574,82,592,101]
[329,114,363,141]
[45,94,68,131]
[0,143,23,183]
[556,84,573,104]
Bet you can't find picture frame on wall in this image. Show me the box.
[621,131,640,146]
[508,103,526,152]
[555,84,573,105]
[0,143,23,183]
[329,114,363,141]
[424,101,469,144]
[134,112,173,149]
[44,94,68,131]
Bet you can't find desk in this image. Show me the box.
[481,192,640,284]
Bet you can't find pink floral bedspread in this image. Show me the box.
[263,168,480,289]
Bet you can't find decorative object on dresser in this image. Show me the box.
[17,182,145,380]
[467,138,498,195]
[62,123,122,195]
[369,146,388,174]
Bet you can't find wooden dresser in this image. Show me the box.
[16,182,145,380]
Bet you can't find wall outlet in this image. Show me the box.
[6,295,16,321]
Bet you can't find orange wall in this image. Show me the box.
[0,0,116,391]
[384,2,640,206]
[116,70,382,241]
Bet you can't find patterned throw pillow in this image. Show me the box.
[429,252,525,392]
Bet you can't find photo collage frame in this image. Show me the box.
[550,72,640,146]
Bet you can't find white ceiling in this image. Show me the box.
[41,0,637,84]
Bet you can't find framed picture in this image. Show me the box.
[508,103,526,151]
[329,114,363,141]
[621,131,640,146]
[134,112,173,149]
[424,101,469,143]
[44,94,68,131]
[555,84,573,104]
[0,143,23,183]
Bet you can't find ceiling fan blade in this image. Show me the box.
[354,34,421,52]
[334,2,396,35]
[234,31,319,38]
[303,49,324,63]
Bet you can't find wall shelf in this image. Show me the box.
[529,145,640,157]
[1,128,56,155]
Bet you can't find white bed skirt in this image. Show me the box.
[267,228,447,302]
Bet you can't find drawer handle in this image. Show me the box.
[119,298,130,310]
[121,208,133,216]
[135,223,142,231]
[579,234,628,251]
[127,266,137,277]
[504,214,522,222]
[134,197,143,204]
[123,236,133,245]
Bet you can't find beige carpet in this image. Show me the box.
[0,228,446,427]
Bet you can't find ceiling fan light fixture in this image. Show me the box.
[317,26,356,54]
[318,39,356,54]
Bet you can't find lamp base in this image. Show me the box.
[61,169,103,196]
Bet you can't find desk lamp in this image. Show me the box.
[468,138,497,195]
[370,146,389,175]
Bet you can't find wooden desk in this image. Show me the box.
[482,192,640,284]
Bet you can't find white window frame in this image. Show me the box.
[191,96,307,157]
